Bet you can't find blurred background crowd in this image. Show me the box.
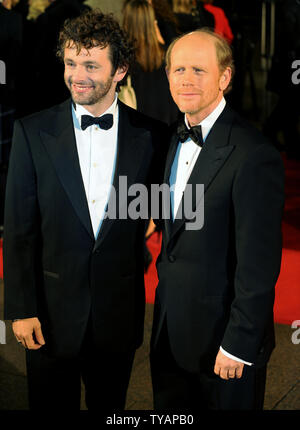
[1,0,300,232]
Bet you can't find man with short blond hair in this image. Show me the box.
[150,29,285,410]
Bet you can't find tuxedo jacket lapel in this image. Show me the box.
[168,105,236,242]
[40,100,94,239]
[93,101,153,251]
[163,133,179,242]
[40,99,153,249]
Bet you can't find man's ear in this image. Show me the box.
[219,67,232,91]
[165,67,170,82]
[114,66,128,83]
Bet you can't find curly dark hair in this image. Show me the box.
[57,9,135,75]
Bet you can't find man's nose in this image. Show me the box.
[181,71,194,86]
[71,66,86,82]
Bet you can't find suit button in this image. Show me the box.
[168,255,176,263]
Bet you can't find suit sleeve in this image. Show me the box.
[3,120,40,320]
[221,143,285,363]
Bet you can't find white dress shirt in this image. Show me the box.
[72,94,119,239]
[169,97,253,366]
[170,98,226,220]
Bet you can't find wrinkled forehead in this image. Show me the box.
[167,32,218,69]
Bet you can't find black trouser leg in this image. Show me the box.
[26,318,135,411]
[26,348,81,410]
[80,348,135,411]
[151,318,267,410]
[79,319,135,411]
[151,320,194,410]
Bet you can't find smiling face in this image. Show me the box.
[167,33,231,125]
[63,42,127,116]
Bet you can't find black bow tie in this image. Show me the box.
[176,121,204,147]
[81,113,113,131]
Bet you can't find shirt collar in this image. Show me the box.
[72,93,118,126]
[184,97,226,142]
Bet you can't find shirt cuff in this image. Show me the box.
[220,346,253,366]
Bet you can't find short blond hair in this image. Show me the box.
[165,28,235,93]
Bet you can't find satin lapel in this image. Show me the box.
[163,133,180,243]
[40,100,94,239]
[93,102,153,251]
[170,105,236,241]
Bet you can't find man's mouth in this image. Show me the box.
[72,83,94,93]
[179,93,199,97]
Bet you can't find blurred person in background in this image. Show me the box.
[27,0,50,19]
[200,0,233,44]
[148,0,179,46]
[17,0,51,117]
[264,0,300,159]
[172,0,215,34]
[12,0,29,17]
[123,0,179,125]
[123,0,179,257]
[33,0,90,111]
[85,0,123,21]
[0,0,20,8]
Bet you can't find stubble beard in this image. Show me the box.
[66,76,114,106]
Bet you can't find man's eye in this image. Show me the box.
[87,65,96,71]
[66,62,75,67]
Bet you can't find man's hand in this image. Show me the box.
[12,317,46,350]
[214,349,244,380]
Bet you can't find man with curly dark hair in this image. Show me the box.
[56,9,135,89]
[3,9,168,410]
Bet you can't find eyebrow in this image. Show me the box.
[64,58,100,66]
[173,65,206,70]
[82,61,99,66]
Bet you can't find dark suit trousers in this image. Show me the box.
[25,317,135,410]
[150,319,267,410]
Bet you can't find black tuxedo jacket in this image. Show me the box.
[152,105,285,373]
[3,99,167,359]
